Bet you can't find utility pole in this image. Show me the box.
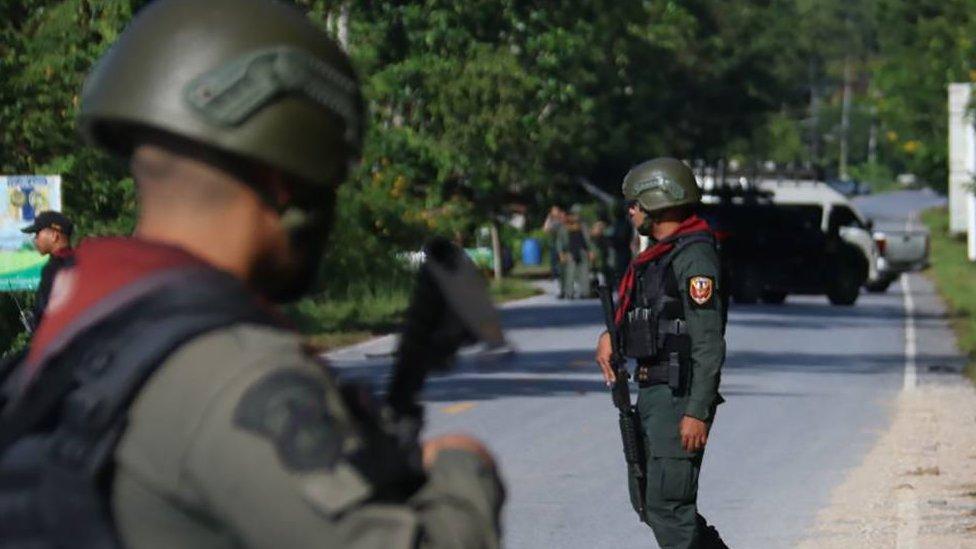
[808,58,820,168]
[867,106,878,165]
[839,57,853,180]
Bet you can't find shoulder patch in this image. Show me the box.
[688,275,715,307]
[234,370,345,472]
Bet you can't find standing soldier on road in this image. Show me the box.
[0,1,503,547]
[543,204,567,294]
[557,205,595,299]
[596,158,727,548]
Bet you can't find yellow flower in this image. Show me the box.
[902,140,921,154]
[393,175,408,194]
[886,131,899,143]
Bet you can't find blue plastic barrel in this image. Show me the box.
[521,238,542,265]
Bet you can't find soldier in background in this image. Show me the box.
[0,1,503,547]
[596,158,727,548]
[557,204,595,299]
[543,204,566,294]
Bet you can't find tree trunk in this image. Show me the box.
[327,3,350,50]
[338,3,350,50]
[490,219,504,283]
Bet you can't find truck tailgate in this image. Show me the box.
[875,230,929,267]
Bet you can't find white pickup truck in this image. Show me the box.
[756,180,929,297]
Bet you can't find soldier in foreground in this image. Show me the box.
[0,0,503,547]
[596,158,728,548]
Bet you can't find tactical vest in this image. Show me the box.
[0,267,278,549]
[622,233,716,389]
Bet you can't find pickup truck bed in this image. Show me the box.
[865,229,929,292]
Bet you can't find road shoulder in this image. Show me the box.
[797,273,976,547]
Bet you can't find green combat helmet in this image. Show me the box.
[77,0,365,300]
[622,157,702,213]
[78,0,363,188]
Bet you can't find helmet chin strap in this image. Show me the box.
[250,204,332,303]
[636,216,654,237]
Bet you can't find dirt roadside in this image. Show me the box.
[797,382,976,548]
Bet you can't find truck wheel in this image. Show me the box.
[827,245,867,306]
[864,279,892,293]
[827,282,859,305]
[760,291,787,304]
[827,268,862,306]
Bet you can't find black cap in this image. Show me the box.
[20,211,74,237]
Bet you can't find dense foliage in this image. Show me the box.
[1,0,973,320]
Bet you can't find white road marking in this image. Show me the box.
[901,273,918,392]
[896,211,920,549]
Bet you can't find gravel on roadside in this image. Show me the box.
[797,382,976,548]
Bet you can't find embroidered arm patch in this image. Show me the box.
[687,275,716,308]
[234,370,345,472]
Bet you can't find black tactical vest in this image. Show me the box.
[0,267,278,549]
[622,232,716,366]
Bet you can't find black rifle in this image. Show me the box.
[598,285,647,519]
[5,285,33,334]
[385,237,507,464]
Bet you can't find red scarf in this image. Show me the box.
[614,215,712,324]
[23,238,215,380]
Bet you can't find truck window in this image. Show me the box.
[828,206,863,233]
[777,205,823,233]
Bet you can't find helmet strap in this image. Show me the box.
[636,211,655,236]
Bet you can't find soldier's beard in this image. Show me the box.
[635,216,654,237]
[252,214,332,303]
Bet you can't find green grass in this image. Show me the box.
[919,207,976,381]
[490,277,544,301]
[509,263,553,279]
[289,277,541,351]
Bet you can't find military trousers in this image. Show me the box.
[561,256,591,299]
[637,385,726,549]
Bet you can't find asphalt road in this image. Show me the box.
[329,189,959,548]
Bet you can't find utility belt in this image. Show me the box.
[635,352,685,391]
[625,317,690,392]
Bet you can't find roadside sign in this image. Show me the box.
[0,175,62,291]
